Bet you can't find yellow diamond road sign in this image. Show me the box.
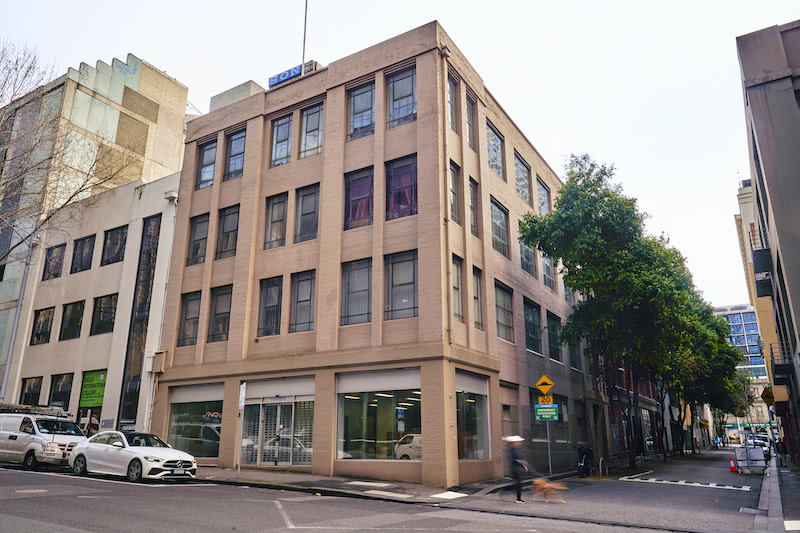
[761,387,774,406]
[536,375,554,396]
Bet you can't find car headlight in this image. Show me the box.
[44,443,61,453]
[143,456,163,463]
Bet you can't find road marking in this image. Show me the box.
[364,490,414,499]
[785,519,800,531]
[346,481,393,487]
[431,491,468,499]
[16,489,48,494]
[620,472,751,491]
[275,500,295,528]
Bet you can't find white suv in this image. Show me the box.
[0,413,87,469]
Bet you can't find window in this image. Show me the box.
[473,267,483,330]
[300,104,323,158]
[490,198,509,258]
[265,193,287,249]
[42,244,65,280]
[59,300,84,341]
[90,294,118,335]
[548,313,562,361]
[20,377,42,405]
[271,114,292,167]
[452,255,463,323]
[387,67,416,128]
[344,168,373,230]
[524,298,541,353]
[290,270,315,332]
[570,344,582,370]
[177,292,201,346]
[339,381,421,460]
[542,255,555,290]
[295,184,319,243]
[385,250,418,320]
[348,82,375,140]
[258,276,282,336]
[341,259,371,325]
[386,155,417,220]
[196,141,217,189]
[449,161,460,224]
[70,235,95,273]
[208,285,233,342]
[100,225,127,266]
[224,130,246,180]
[456,371,489,460]
[447,75,458,131]
[495,281,514,342]
[537,177,551,215]
[30,307,54,345]
[466,96,476,149]
[187,214,209,265]
[520,240,536,277]
[216,205,239,259]
[469,178,479,237]
[486,120,504,177]
[515,153,531,204]
[48,373,73,409]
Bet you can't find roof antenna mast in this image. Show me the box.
[301,0,308,76]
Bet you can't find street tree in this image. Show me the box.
[0,40,136,266]
[521,153,739,467]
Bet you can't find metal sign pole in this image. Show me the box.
[547,420,552,476]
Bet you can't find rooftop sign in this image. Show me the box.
[269,64,303,87]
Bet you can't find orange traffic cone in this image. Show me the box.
[729,456,737,472]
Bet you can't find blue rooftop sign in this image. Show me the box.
[269,64,303,87]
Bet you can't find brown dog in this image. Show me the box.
[532,478,566,503]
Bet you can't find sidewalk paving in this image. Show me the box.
[196,448,789,532]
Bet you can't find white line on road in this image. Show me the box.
[275,500,295,528]
[619,472,751,491]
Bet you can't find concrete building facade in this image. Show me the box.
[737,19,800,462]
[150,22,589,487]
[3,173,179,433]
[0,54,188,403]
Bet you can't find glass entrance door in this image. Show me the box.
[262,404,295,465]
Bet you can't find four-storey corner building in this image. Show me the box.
[150,21,588,487]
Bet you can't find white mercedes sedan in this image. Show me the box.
[69,431,196,482]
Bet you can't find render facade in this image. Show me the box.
[0,54,188,403]
[149,22,590,487]
[3,173,179,433]
[737,19,800,463]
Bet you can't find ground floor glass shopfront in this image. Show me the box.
[241,376,315,466]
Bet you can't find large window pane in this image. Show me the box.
[338,389,422,460]
[168,400,222,458]
[342,259,371,325]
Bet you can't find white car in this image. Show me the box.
[69,431,197,482]
[394,434,422,459]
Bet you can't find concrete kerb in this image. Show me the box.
[753,454,784,533]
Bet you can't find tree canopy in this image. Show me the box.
[520,153,745,463]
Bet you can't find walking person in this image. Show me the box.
[777,438,789,467]
[505,435,529,503]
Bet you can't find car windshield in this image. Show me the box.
[124,433,169,447]
[36,420,84,436]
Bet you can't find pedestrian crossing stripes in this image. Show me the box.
[620,471,751,491]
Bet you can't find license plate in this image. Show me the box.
[173,468,184,475]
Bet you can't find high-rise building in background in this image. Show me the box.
[714,305,773,441]
[0,54,188,418]
[736,19,800,460]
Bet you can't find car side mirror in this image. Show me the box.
[112,441,124,448]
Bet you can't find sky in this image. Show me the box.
[3,1,798,307]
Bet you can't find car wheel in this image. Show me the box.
[400,454,410,460]
[73,455,88,476]
[23,451,38,471]
[127,459,143,482]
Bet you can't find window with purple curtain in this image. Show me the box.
[386,155,417,221]
[344,168,373,230]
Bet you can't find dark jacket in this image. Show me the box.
[507,445,528,475]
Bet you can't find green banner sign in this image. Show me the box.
[535,404,559,421]
[79,370,107,408]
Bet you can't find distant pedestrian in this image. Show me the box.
[505,435,529,503]
[777,439,789,467]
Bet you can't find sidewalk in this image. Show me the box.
[196,449,786,532]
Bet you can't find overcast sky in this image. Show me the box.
[4,1,798,307]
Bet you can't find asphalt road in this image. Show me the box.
[0,451,764,533]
